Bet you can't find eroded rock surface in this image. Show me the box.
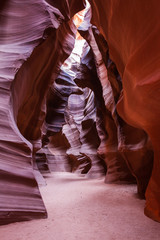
[0,0,159,225]
[40,33,107,177]
[89,0,160,221]
[0,0,85,225]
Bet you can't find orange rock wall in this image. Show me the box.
[89,0,160,221]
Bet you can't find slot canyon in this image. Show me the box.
[0,0,160,239]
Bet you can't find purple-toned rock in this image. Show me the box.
[0,0,85,225]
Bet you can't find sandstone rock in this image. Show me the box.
[89,0,160,221]
[0,0,85,225]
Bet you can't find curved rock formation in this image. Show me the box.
[78,4,152,197]
[0,0,85,225]
[0,0,159,225]
[89,0,160,221]
[42,33,107,177]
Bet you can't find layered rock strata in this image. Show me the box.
[0,0,85,225]
[89,0,160,221]
[41,33,107,177]
[0,0,159,224]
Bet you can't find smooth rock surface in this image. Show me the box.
[0,0,160,225]
[0,0,85,224]
[89,0,160,221]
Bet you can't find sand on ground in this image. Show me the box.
[0,172,160,240]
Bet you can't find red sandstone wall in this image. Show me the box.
[89,0,160,222]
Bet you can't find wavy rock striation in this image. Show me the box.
[0,0,85,225]
[0,0,159,224]
[89,0,160,222]
[40,31,107,177]
[78,4,152,196]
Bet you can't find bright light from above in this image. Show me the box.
[61,0,90,76]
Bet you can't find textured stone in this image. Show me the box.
[42,34,107,177]
[0,0,85,225]
[0,0,159,225]
[89,0,160,221]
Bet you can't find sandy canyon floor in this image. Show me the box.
[0,172,160,240]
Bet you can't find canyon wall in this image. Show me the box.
[89,0,160,222]
[0,0,160,224]
[0,0,85,225]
